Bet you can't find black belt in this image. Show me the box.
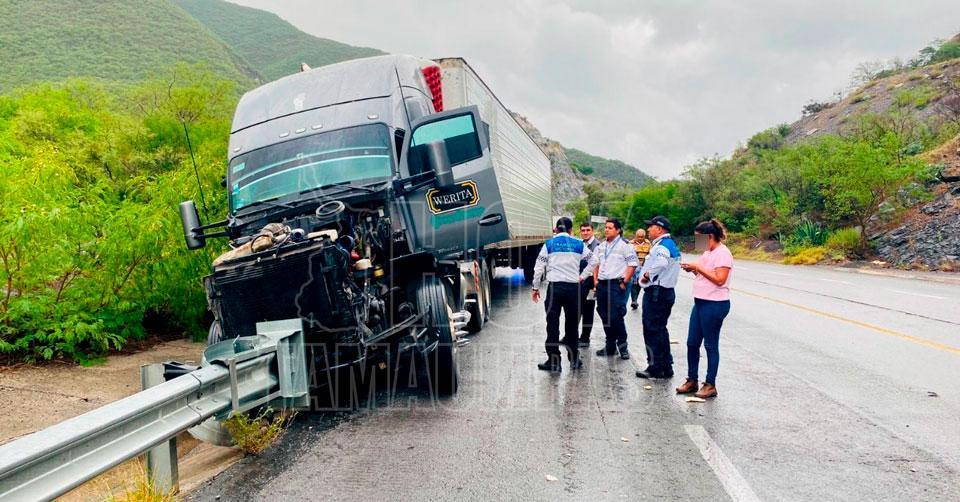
[598,278,623,283]
[645,285,673,291]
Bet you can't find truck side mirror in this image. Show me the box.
[425,140,456,188]
[179,200,206,250]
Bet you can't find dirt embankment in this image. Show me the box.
[0,340,242,498]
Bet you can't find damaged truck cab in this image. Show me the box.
[180,55,550,397]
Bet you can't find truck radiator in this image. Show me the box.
[210,242,356,338]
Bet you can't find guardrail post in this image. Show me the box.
[140,363,179,494]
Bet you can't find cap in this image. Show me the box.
[644,215,671,231]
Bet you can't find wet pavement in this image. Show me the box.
[189,261,960,501]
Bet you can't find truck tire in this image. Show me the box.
[207,320,223,345]
[522,248,538,284]
[415,277,458,396]
[466,261,487,333]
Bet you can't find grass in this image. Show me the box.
[782,246,828,265]
[100,462,175,502]
[223,407,295,455]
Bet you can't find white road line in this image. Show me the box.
[889,289,947,300]
[684,425,762,502]
[818,278,852,285]
[764,270,795,277]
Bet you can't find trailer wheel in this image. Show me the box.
[416,277,458,396]
[207,320,223,345]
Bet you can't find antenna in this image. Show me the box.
[182,122,210,224]
[394,67,413,132]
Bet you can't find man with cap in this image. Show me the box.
[635,215,682,379]
[578,222,601,348]
[531,217,593,372]
[587,218,639,360]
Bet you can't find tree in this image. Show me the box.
[807,135,926,253]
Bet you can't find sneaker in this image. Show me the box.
[569,359,584,370]
[596,347,618,357]
[676,379,698,394]
[619,349,631,360]
[695,383,717,398]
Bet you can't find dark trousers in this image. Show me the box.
[630,282,641,306]
[545,282,580,360]
[596,280,628,351]
[641,285,675,370]
[579,279,596,342]
[687,299,730,385]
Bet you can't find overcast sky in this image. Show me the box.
[229,0,959,179]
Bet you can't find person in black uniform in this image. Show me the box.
[531,217,593,372]
[578,222,600,348]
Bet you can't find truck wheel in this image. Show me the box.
[207,320,223,345]
[416,277,458,396]
[466,261,487,333]
[522,250,537,284]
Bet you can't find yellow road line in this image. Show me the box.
[732,288,960,355]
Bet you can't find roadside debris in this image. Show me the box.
[685,397,707,403]
[545,474,559,482]
[927,391,938,397]
[620,437,630,443]
[644,385,653,390]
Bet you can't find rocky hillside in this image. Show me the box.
[512,113,649,213]
[511,113,586,213]
[779,38,960,270]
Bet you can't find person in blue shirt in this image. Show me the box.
[635,215,682,379]
[531,217,593,372]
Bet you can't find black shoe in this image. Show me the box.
[630,303,638,310]
[596,347,618,357]
[619,349,631,360]
[635,367,674,379]
[538,360,562,372]
[578,340,590,348]
[570,359,584,370]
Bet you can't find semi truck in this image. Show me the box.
[179,55,551,397]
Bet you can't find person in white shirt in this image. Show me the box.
[531,217,593,372]
[578,223,600,348]
[585,218,639,360]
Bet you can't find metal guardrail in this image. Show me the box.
[0,319,308,502]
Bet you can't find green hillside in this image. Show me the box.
[565,147,655,188]
[0,0,258,92]
[174,0,384,82]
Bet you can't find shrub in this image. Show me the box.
[783,246,827,265]
[793,220,829,246]
[223,407,295,455]
[825,227,861,257]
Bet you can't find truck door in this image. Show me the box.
[400,106,509,255]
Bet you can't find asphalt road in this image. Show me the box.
[189,260,960,501]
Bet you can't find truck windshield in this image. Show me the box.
[229,124,392,211]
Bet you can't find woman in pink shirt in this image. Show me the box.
[676,219,732,399]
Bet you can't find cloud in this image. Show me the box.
[228,0,960,179]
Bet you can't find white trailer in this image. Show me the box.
[436,58,552,281]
